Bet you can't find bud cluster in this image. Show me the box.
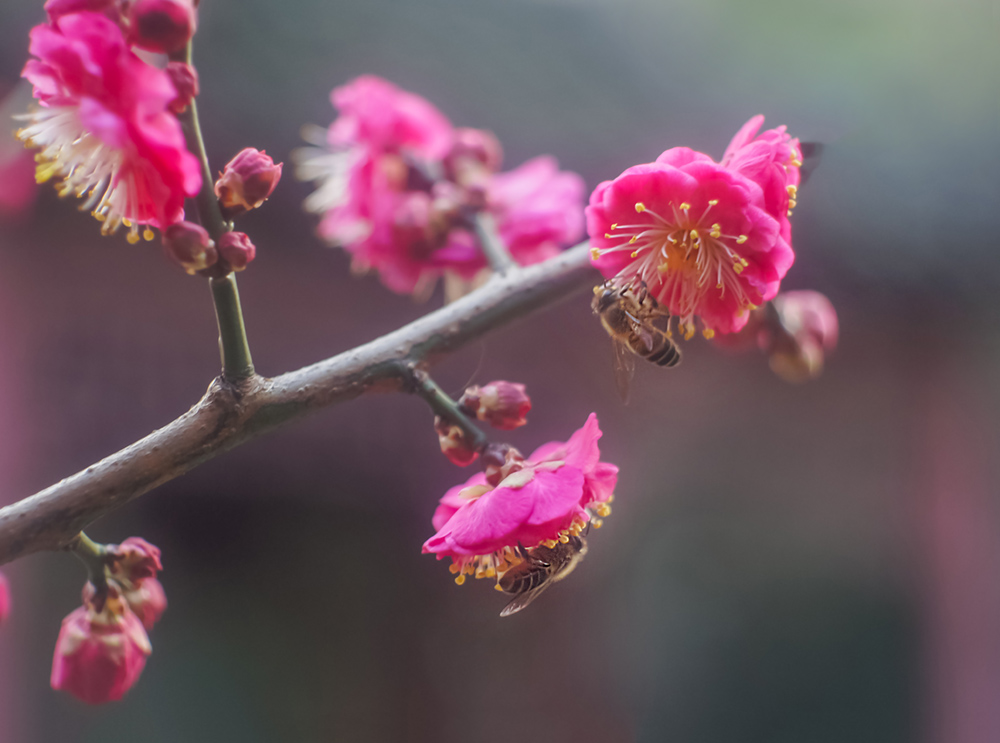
[45,0,198,55]
[50,537,167,704]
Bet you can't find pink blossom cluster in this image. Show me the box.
[51,537,167,704]
[423,414,617,585]
[587,116,802,336]
[17,8,201,242]
[296,75,585,298]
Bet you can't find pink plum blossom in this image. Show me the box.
[423,414,617,583]
[17,12,201,242]
[296,75,584,297]
[765,290,839,382]
[50,587,151,704]
[588,119,800,336]
[0,571,10,625]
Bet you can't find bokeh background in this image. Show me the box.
[2,0,1000,741]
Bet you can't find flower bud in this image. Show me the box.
[162,220,216,274]
[444,128,503,199]
[45,0,119,22]
[765,291,839,383]
[459,381,531,430]
[214,148,283,220]
[165,61,199,114]
[434,416,479,466]
[0,571,10,626]
[216,231,256,272]
[106,537,167,630]
[50,587,151,704]
[127,0,197,55]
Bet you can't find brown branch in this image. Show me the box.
[0,243,598,566]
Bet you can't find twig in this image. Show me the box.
[473,211,516,273]
[0,242,598,566]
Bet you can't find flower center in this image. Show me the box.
[592,200,757,338]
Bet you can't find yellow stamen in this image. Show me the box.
[143,228,155,242]
[689,229,699,240]
[455,574,466,585]
[679,202,691,211]
[710,223,721,238]
[448,563,461,574]
[591,248,601,261]
[703,328,715,339]
[628,235,638,244]
[634,202,646,213]
[494,584,504,591]
[736,235,748,244]
[126,232,140,245]
[708,199,719,206]
[610,223,618,229]
[732,263,744,274]
[786,185,797,197]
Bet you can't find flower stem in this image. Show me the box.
[69,532,108,594]
[174,41,256,381]
[210,275,255,380]
[473,211,516,274]
[406,367,489,453]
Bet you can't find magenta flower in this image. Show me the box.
[17,12,201,242]
[423,414,617,582]
[50,587,151,704]
[587,119,800,336]
[0,570,10,626]
[296,75,585,297]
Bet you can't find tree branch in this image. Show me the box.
[0,243,598,566]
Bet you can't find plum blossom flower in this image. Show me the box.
[296,75,584,297]
[17,12,201,243]
[0,570,10,626]
[588,118,800,336]
[50,585,151,704]
[423,414,617,583]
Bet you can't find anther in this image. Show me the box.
[710,223,721,238]
[703,328,715,339]
[689,229,699,240]
[455,574,466,586]
[786,185,797,197]
[628,235,638,244]
[610,223,618,229]
[126,232,141,245]
[732,263,744,274]
[143,228,155,242]
[449,563,461,574]
[494,584,504,591]
[736,235,748,244]
[708,199,719,206]
[590,248,601,260]
[635,202,646,213]
[679,202,691,211]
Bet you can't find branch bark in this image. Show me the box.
[0,243,598,566]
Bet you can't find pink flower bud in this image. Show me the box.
[121,578,167,631]
[216,231,256,272]
[105,538,167,630]
[445,128,503,190]
[459,381,531,430]
[434,417,479,467]
[765,290,839,382]
[127,0,197,54]
[214,148,283,220]
[108,537,162,582]
[0,571,10,626]
[165,61,199,114]
[162,220,217,274]
[50,588,151,704]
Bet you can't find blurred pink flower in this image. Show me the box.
[459,380,532,431]
[0,571,10,626]
[588,120,800,336]
[50,587,151,704]
[297,75,584,297]
[0,148,37,219]
[17,12,201,242]
[766,290,839,382]
[126,0,197,55]
[424,414,616,582]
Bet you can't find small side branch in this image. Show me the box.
[473,211,516,274]
[0,242,598,566]
[405,366,489,453]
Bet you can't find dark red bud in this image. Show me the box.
[162,221,216,274]
[127,0,197,55]
[216,231,256,272]
[459,381,531,430]
[434,417,479,467]
[214,148,283,220]
[165,61,199,115]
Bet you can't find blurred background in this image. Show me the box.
[1,0,999,740]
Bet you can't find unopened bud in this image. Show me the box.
[765,291,839,383]
[459,381,531,430]
[162,221,216,274]
[106,538,166,631]
[446,128,503,173]
[0,571,10,626]
[434,416,479,466]
[214,148,282,220]
[216,231,256,272]
[127,0,197,55]
[165,61,199,114]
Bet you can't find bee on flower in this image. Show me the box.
[423,414,617,615]
[587,117,802,338]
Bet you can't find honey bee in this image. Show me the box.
[592,278,681,402]
[497,536,588,617]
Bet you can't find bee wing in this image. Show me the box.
[611,338,636,405]
[798,142,823,186]
[499,581,557,617]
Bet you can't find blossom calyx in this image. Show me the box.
[127,0,197,54]
[165,61,198,114]
[0,571,10,626]
[162,221,216,274]
[434,416,480,467]
[459,381,531,431]
[216,231,256,272]
[214,148,283,220]
[50,586,151,704]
